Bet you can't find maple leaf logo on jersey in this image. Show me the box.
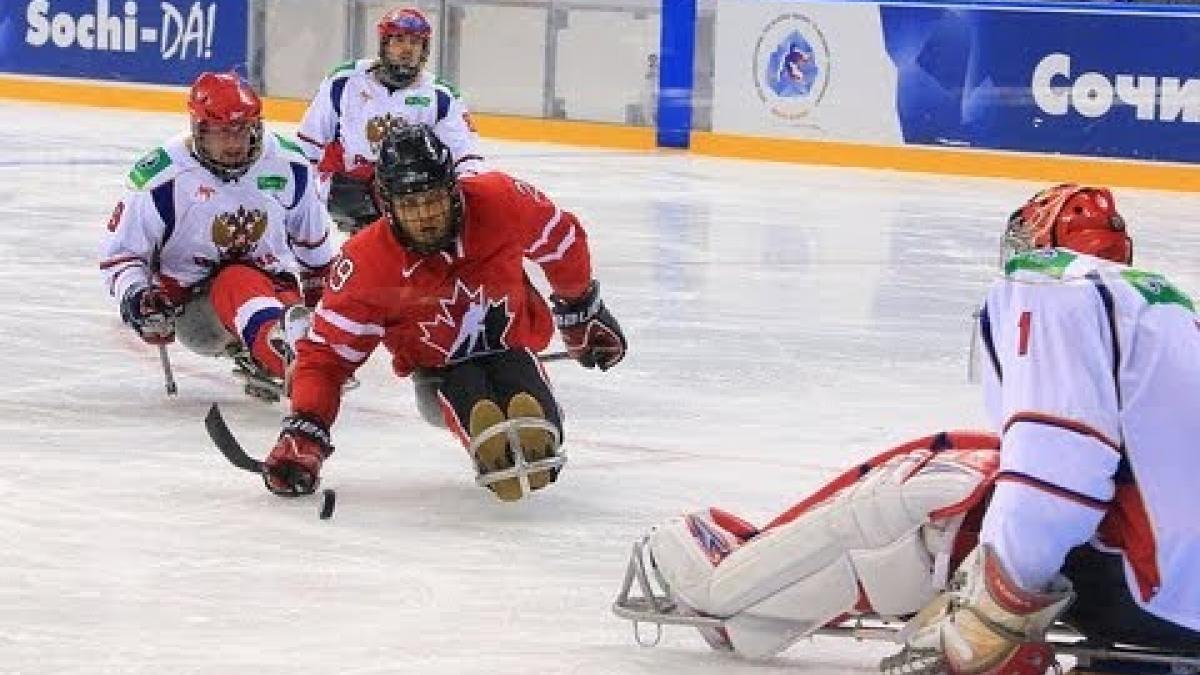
[211,206,268,260]
[418,280,515,363]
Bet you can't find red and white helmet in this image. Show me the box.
[188,71,262,128]
[1005,183,1132,264]
[187,71,263,181]
[376,7,432,87]
[378,7,432,41]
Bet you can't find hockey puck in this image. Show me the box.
[319,488,336,520]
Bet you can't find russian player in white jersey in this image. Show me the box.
[99,72,335,400]
[614,185,1197,672]
[886,184,1199,674]
[296,6,485,233]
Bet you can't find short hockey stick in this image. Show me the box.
[204,403,263,473]
[158,344,178,396]
[149,249,178,397]
[206,350,567,472]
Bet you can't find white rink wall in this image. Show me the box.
[1,98,1199,673]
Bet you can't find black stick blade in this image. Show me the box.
[205,403,263,473]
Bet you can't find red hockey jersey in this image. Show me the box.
[290,172,593,425]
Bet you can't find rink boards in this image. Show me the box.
[3,0,1200,190]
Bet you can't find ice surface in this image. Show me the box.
[1,100,1198,674]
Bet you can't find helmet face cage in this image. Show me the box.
[188,72,264,182]
[192,120,264,182]
[375,125,463,254]
[1002,184,1132,265]
[376,8,432,88]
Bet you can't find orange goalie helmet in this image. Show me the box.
[1004,184,1132,264]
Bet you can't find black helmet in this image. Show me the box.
[375,124,463,254]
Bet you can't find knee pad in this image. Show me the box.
[176,292,238,356]
[412,369,447,428]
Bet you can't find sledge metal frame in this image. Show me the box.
[612,539,1200,673]
[469,417,565,499]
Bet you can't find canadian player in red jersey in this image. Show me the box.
[260,124,627,502]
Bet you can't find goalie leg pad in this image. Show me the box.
[849,526,941,618]
[722,555,862,658]
[706,499,864,617]
[646,510,748,612]
[646,507,863,658]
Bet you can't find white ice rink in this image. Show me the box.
[1,99,1198,674]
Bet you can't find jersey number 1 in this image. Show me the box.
[1017,311,1032,356]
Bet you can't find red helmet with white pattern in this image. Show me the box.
[376,7,432,88]
[187,72,263,182]
[1005,184,1132,264]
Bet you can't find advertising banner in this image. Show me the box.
[712,0,903,144]
[880,3,1200,163]
[0,0,247,86]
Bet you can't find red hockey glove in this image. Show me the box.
[262,415,334,496]
[551,281,627,371]
[120,285,177,345]
[315,139,347,175]
[299,265,328,308]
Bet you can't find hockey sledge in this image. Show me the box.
[230,350,285,402]
[468,415,564,498]
[227,347,360,403]
[612,538,1200,674]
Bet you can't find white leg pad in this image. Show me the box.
[849,527,938,617]
[647,513,741,611]
[707,500,854,616]
[641,449,995,660]
[724,554,861,658]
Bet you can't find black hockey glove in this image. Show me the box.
[121,285,178,345]
[551,281,627,371]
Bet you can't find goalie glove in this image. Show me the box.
[551,281,627,371]
[881,544,1073,675]
[262,414,334,496]
[120,285,178,345]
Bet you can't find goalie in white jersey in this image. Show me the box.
[99,72,335,400]
[886,184,1199,673]
[616,185,1198,671]
[296,6,485,233]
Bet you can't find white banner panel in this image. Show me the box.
[713,0,901,143]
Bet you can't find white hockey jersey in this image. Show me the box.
[99,133,335,303]
[977,248,1200,631]
[296,60,485,177]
